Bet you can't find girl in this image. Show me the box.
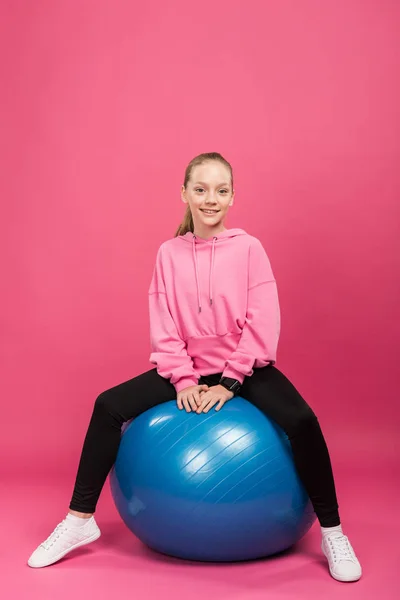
[28,152,362,582]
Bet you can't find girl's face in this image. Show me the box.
[181,161,235,239]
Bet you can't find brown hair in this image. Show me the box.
[174,152,234,237]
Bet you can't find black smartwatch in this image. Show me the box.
[219,377,241,396]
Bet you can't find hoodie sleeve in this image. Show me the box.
[221,238,281,384]
[148,245,200,394]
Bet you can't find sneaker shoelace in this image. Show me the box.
[327,534,357,563]
[40,522,69,551]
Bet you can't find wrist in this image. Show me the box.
[174,377,199,393]
[219,377,241,396]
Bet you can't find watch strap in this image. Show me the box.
[219,377,241,395]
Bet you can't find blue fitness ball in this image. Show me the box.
[110,397,316,561]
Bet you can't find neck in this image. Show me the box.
[193,224,227,240]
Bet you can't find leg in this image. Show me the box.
[28,368,180,568]
[241,365,362,582]
[240,364,340,527]
[69,368,177,514]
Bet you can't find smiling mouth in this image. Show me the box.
[200,209,220,214]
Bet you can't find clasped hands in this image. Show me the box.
[177,384,234,414]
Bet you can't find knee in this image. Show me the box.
[94,390,114,414]
[93,390,125,428]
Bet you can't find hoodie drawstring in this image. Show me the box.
[192,235,217,313]
[210,237,216,307]
[192,236,202,313]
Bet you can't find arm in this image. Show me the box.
[221,239,281,384]
[148,246,200,393]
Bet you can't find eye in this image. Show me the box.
[195,188,228,194]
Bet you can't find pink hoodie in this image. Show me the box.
[148,228,281,393]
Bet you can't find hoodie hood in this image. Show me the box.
[179,228,247,313]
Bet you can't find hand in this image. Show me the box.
[177,384,209,412]
[195,384,234,414]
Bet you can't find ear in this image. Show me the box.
[181,185,188,204]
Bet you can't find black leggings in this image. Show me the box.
[69,365,340,527]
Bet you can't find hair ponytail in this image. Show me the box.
[174,204,194,237]
[174,152,233,238]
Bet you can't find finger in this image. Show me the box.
[196,393,211,413]
[197,389,208,403]
[194,391,202,406]
[188,393,198,412]
[183,396,191,412]
[177,395,183,410]
[203,397,220,414]
[215,399,225,411]
[195,386,208,406]
[196,394,215,413]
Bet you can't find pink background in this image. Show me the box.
[1,1,399,598]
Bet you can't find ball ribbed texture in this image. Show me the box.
[110,397,316,561]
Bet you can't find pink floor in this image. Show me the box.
[2,464,398,600]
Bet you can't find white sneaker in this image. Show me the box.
[27,516,101,568]
[321,532,362,582]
